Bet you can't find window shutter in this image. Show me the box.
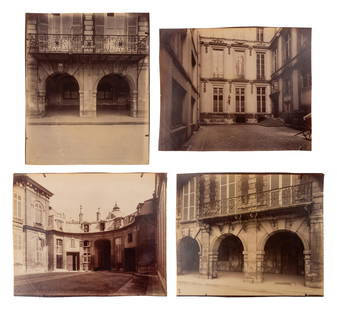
[72,14,82,35]
[94,13,104,36]
[80,241,83,247]
[37,14,48,34]
[127,15,138,35]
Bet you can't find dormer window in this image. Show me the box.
[100,222,105,231]
[83,224,89,232]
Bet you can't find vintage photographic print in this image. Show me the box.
[176,173,323,296]
[13,173,166,296]
[160,27,312,151]
[25,13,149,164]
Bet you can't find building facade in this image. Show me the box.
[159,29,200,150]
[154,173,167,292]
[199,27,311,125]
[270,28,311,123]
[200,28,274,124]
[26,13,149,118]
[13,174,161,277]
[176,173,323,290]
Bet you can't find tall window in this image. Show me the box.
[219,175,236,211]
[115,238,122,264]
[256,28,264,42]
[283,77,291,97]
[36,238,43,263]
[182,178,196,221]
[14,232,22,251]
[256,53,265,80]
[13,193,22,219]
[301,69,312,89]
[56,239,63,255]
[35,202,43,225]
[257,87,266,113]
[213,49,224,78]
[213,87,224,112]
[235,87,245,112]
[171,79,186,128]
[273,49,278,72]
[284,32,291,62]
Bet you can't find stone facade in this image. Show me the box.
[199,28,275,124]
[199,27,311,125]
[13,174,160,276]
[159,29,199,150]
[176,173,323,289]
[270,28,311,125]
[25,13,149,118]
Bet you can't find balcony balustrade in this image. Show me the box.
[27,34,148,55]
[199,182,312,219]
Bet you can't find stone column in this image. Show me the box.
[199,224,210,277]
[243,250,249,279]
[208,251,218,279]
[256,250,265,283]
[303,250,312,287]
[307,188,323,288]
[130,90,138,117]
[79,90,85,117]
[37,90,46,115]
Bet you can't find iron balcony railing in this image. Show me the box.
[27,34,148,55]
[199,182,312,219]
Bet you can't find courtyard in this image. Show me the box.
[177,272,323,296]
[184,124,311,151]
[14,271,165,296]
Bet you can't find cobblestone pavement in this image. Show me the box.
[26,124,149,164]
[184,125,311,151]
[177,272,323,296]
[14,272,165,296]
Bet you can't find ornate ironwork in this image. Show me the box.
[27,34,148,55]
[199,182,312,219]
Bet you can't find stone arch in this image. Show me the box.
[93,72,136,94]
[44,72,80,114]
[93,72,137,116]
[177,236,201,274]
[257,228,310,253]
[210,233,246,276]
[260,229,308,279]
[211,232,247,254]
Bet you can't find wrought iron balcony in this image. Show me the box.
[199,182,312,219]
[27,34,148,55]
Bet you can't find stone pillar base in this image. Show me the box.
[80,111,96,118]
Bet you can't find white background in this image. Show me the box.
[0,0,336,308]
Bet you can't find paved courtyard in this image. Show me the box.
[14,272,165,296]
[177,272,323,296]
[184,125,311,151]
[26,124,149,164]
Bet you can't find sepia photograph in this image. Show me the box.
[176,173,323,296]
[13,173,166,296]
[25,13,149,164]
[160,27,311,151]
